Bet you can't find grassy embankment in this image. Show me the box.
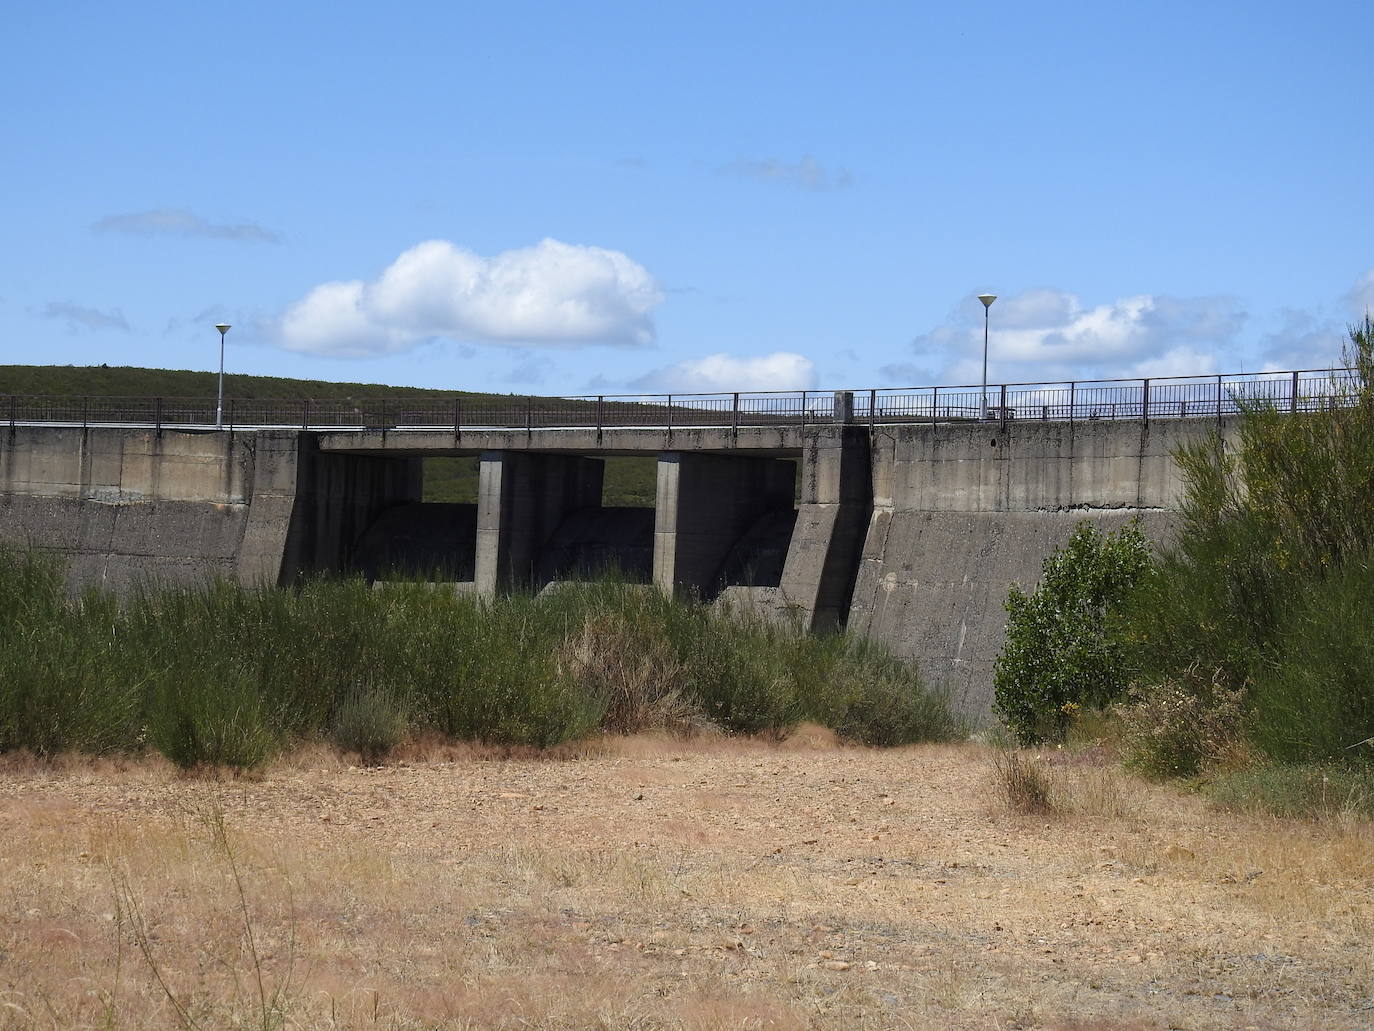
[0,546,961,769]
[0,363,658,505]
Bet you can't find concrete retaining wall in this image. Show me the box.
[848,417,1236,720]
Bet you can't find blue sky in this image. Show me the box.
[4,1,1372,395]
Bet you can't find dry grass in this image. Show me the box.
[1,741,1371,1030]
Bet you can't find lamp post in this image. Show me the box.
[977,294,997,420]
[214,323,231,428]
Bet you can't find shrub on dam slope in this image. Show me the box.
[0,551,961,768]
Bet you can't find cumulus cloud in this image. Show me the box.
[719,154,853,191]
[630,352,818,393]
[276,238,663,357]
[900,288,1247,384]
[1348,269,1374,316]
[39,301,130,333]
[92,208,279,243]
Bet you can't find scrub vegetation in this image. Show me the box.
[0,552,960,769]
[994,317,1374,819]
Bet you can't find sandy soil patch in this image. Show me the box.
[0,738,1369,1029]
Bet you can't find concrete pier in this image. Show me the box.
[475,451,603,593]
[652,452,795,599]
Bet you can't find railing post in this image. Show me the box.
[998,383,1007,427]
[302,399,310,430]
[82,396,88,430]
[1217,374,1223,427]
[666,394,673,438]
[731,392,740,436]
[154,397,162,436]
[1142,378,1150,427]
[1069,382,1076,427]
[800,390,807,431]
[1290,370,1299,414]
[454,397,461,443]
[597,395,604,439]
[931,386,938,426]
[381,399,388,440]
[869,388,876,430]
[526,396,532,439]
[9,395,16,434]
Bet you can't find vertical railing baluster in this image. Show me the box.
[154,397,162,436]
[1142,378,1150,427]
[1069,382,1076,427]
[302,399,310,430]
[869,388,877,430]
[597,395,604,438]
[931,386,938,426]
[731,392,739,437]
[1290,370,1299,414]
[666,395,673,438]
[1216,374,1223,426]
[999,383,1007,427]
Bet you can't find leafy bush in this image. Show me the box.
[993,520,1152,745]
[1128,316,1374,767]
[1117,670,1247,779]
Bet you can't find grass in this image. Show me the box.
[1,742,1369,1030]
[0,547,960,769]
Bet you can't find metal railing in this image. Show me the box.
[1,367,1360,434]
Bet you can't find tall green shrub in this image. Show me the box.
[1128,316,1374,764]
[993,520,1152,745]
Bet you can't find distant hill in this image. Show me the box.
[0,364,496,402]
[0,364,657,506]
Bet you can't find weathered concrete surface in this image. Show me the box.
[476,452,604,593]
[0,426,251,590]
[848,417,1237,721]
[653,452,795,599]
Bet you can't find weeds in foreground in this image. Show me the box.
[990,750,1059,815]
[107,799,301,1031]
[0,551,961,768]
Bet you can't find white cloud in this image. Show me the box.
[277,238,663,357]
[630,352,817,393]
[906,288,1247,384]
[92,209,279,243]
[718,154,853,191]
[39,301,130,332]
[1348,269,1374,316]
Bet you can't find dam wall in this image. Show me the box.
[847,417,1234,720]
[0,415,1237,721]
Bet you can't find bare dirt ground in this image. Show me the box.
[1,734,1370,1030]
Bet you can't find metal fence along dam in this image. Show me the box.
[0,366,1349,721]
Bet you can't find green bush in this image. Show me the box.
[993,520,1152,745]
[1116,671,1246,779]
[0,551,961,766]
[1128,316,1374,767]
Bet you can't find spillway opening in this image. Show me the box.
[536,456,656,585]
[349,457,479,583]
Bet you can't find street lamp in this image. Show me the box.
[977,294,997,420]
[214,323,231,428]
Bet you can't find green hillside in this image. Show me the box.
[0,364,657,506]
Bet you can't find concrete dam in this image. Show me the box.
[1,385,1251,722]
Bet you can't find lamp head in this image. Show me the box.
[215,323,231,335]
[977,294,997,309]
